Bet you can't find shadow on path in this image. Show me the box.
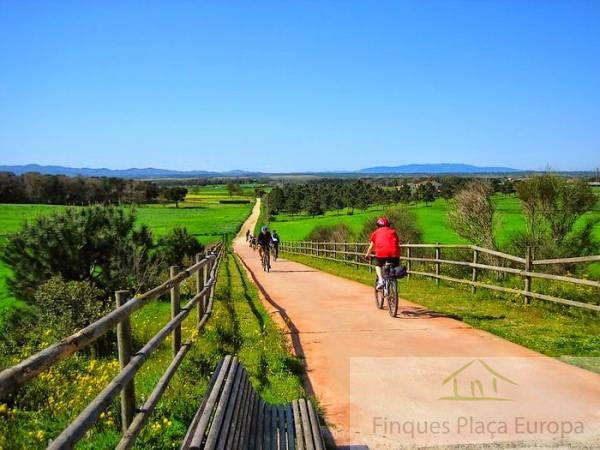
[399,306,464,321]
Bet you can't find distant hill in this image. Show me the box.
[0,163,522,178]
[0,164,261,179]
[358,163,519,174]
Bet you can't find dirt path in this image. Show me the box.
[234,201,600,448]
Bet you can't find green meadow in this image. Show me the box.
[0,196,254,332]
[270,194,600,249]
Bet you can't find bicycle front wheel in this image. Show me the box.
[387,279,398,317]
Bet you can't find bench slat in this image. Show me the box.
[189,356,234,450]
[292,400,305,450]
[307,400,324,450]
[203,359,240,450]
[221,368,248,450]
[286,403,296,450]
[298,399,315,450]
[231,372,252,449]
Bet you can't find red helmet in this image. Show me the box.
[376,217,390,227]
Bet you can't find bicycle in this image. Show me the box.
[261,247,271,272]
[270,242,279,262]
[373,262,402,317]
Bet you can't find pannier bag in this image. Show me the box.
[393,265,408,279]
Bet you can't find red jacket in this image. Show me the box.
[370,227,400,258]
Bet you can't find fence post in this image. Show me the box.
[195,253,204,326]
[406,247,412,279]
[524,246,532,304]
[344,242,348,264]
[170,266,181,357]
[203,255,211,312]
[355,243,359,269]
[317,242,320,258]
[116,290,135,433]
[435,243,441,286]
[471,249,478,294]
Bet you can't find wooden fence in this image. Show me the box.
[279,240,600,313]
[0,243,225,450]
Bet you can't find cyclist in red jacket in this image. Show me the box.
[364,217,401,289]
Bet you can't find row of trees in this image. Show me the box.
[0,172,160,205]
[266,177,520,216]
[0,172,192,207]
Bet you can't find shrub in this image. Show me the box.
[448,181,496,249]
[358,206,422,244]
[514,175,598,259]
[157,226,204,268]
[34,277,108,337]
[1,206,154,302]
[308,223,352,242]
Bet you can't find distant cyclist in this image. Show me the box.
[257,226,272,263]
[271,230,280,260]
[364,217,400,290]
[246,229,250,242]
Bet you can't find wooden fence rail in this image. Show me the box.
[0,243,225,450]
[279,240,600,313]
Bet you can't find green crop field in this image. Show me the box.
[0,193,254,332]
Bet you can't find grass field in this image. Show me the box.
[270,194,600,248]
[0,194,254,332]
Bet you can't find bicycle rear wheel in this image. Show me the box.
[374,280,384,309]
[387,279,398,317]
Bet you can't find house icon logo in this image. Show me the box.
[439,359,517,401]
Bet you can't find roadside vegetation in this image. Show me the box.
[0,250,303,449]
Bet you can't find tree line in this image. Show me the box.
[0,171,190,206]
[266,177,518,216]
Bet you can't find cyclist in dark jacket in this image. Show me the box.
[257,226,272,261]
[271,230,280,259]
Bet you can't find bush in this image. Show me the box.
[513,175,598,260]
[157,226,204,268]
[1,206,154,302]
[307,223,352,242]
[34,277,109,337]
[358,206,422,244]
[448,181,496,249]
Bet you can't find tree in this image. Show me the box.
[157,226,204,267]
[501,179,515,196]
[268,187,285,213]
[421,182,436,206]
[448,181,496,249]
[1,206,154,301]
[395,183,412,203]
[162,187,188,207]
[226,182,243,197]
[514,175,597,258]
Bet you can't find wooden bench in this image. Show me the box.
[181,355,326,450]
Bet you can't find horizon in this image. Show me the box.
[1,1,600,172]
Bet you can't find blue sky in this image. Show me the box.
[1,1,599,172]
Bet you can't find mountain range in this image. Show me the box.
[0,163,521,178]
